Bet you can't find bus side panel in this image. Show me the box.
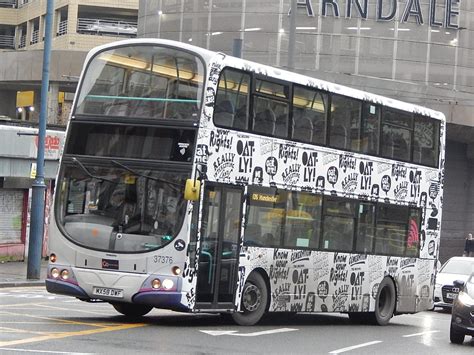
[237,249,435,314]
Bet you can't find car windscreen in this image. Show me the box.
[440,259,474,275]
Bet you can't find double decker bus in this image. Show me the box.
[47,39,445,326]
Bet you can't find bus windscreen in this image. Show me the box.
[74,45,204,120]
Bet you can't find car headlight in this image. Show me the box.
[457,291,474,306]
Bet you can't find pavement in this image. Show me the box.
[0,260,48,288]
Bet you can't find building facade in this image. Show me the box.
[0,0,138,260]
[138,0,474,262]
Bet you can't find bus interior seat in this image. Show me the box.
[274,113,288,138]
[214,99,235,127]
[312,119,326,144]
[421,147,435,165]
[233,106,248,130]
[262,232,275,246]
[253,109,276,135]
[413,141,422,163]
[244,224,262,245]
[293,115,313,142]
[381,134,393,158]
[331,124,347,149]
[393,136,409,160]
[104,98,129,117]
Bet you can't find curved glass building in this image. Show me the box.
[139,0,474,261]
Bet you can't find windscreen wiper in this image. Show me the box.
[111,160,182,188]
[72,157,117,183]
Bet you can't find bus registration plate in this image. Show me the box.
[93,287,123,298]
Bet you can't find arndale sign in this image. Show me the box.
[295,0,461,29]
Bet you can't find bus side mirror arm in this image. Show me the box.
[184,166,203,201]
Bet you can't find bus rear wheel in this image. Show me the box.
[368,277,396,325]
[232,272,268,326]
[112,302,153,317]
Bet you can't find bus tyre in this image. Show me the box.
[112,302,153,317]
[369,277,396,325]
[449,324,465,344]
[232,272,268,326]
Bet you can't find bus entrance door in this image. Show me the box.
[195,184,243,311]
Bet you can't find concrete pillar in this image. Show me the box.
[47,83,59,124]
[68,2,79,35]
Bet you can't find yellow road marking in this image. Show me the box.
[0,323,146,347]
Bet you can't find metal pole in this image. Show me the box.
[288,0,297,70]
[27,0,54,280]
[232,38,242,58]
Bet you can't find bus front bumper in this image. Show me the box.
[46,279,90,300]
[46,278,189,311]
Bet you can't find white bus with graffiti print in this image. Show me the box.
[47,39,445,326]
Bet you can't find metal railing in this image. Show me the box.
[30,29,39,44]
[57,20,67,36]
[18,34,26,48]
[0,34,15,48]
[0,0,16,8]
[17,0,29,8]
[77,18,137,37]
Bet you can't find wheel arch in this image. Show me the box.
[247,267,271,312]
[382,275,398,315]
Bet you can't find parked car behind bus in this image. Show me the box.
[434,257,474,309]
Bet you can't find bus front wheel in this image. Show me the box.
[111,302,153,317]
[369,277,396,325]
[232,272,268,326]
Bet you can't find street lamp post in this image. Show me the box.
[27,0,54,280]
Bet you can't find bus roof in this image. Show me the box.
[85,38,445,123]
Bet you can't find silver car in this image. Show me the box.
[434,257,474,309]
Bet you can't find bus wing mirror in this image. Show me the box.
[184,179,201,201]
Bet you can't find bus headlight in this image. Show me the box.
[51,268,60,279]
[162,279,174,290]
[151,279,161,289]
[60,269,69,280]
